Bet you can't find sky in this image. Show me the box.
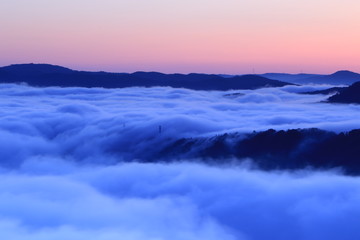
[1,0,360,74]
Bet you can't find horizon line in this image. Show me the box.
[1,62,358,76]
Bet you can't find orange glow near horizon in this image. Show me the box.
[1,0,360,74]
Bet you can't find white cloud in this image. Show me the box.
[0,162,359,240]
[0,84,360,164]
[1,83,360,239]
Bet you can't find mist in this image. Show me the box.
[1,161,360,240]
[1,83,360,239]
[1,83,360,165]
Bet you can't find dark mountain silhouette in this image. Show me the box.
[139,128,360,175]
[327,81,360,103]
[0,63,293,90]
[260,73,321,83]
[0,63,73,75]
[225,70,360,85]
[291,70,360,85]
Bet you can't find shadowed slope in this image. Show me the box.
[328,81,360,103]
[143,129,360,175]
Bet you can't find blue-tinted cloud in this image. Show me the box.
[0,161,359,240]
[1,84,360,239]
[1,84,360,165]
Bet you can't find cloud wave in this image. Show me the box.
[1,84,360,165]
[1,161,360,240]
[1,84,360,239]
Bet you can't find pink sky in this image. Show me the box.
[1,0,360,74]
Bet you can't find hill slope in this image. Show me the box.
[142,128,360,175]
[328,81,360,103]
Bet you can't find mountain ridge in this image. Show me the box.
[0,63,293,90]
[288,70,360,85]
[259,70,360,85]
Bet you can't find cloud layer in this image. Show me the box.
[1,161,360,240]
[1,83,360,164]
[1,84,360,239]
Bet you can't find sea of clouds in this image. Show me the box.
[1,162,360,240]
[1,83,360,239]
[1,83,360,164]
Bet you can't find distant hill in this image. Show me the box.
[0,63,73,75]
[259,70,360,85]
[327,81,360,104]
[260,73,321,83]
[293,70,360,85]
[0,63,293,90]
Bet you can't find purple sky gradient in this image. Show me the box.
[1,0,360,74]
